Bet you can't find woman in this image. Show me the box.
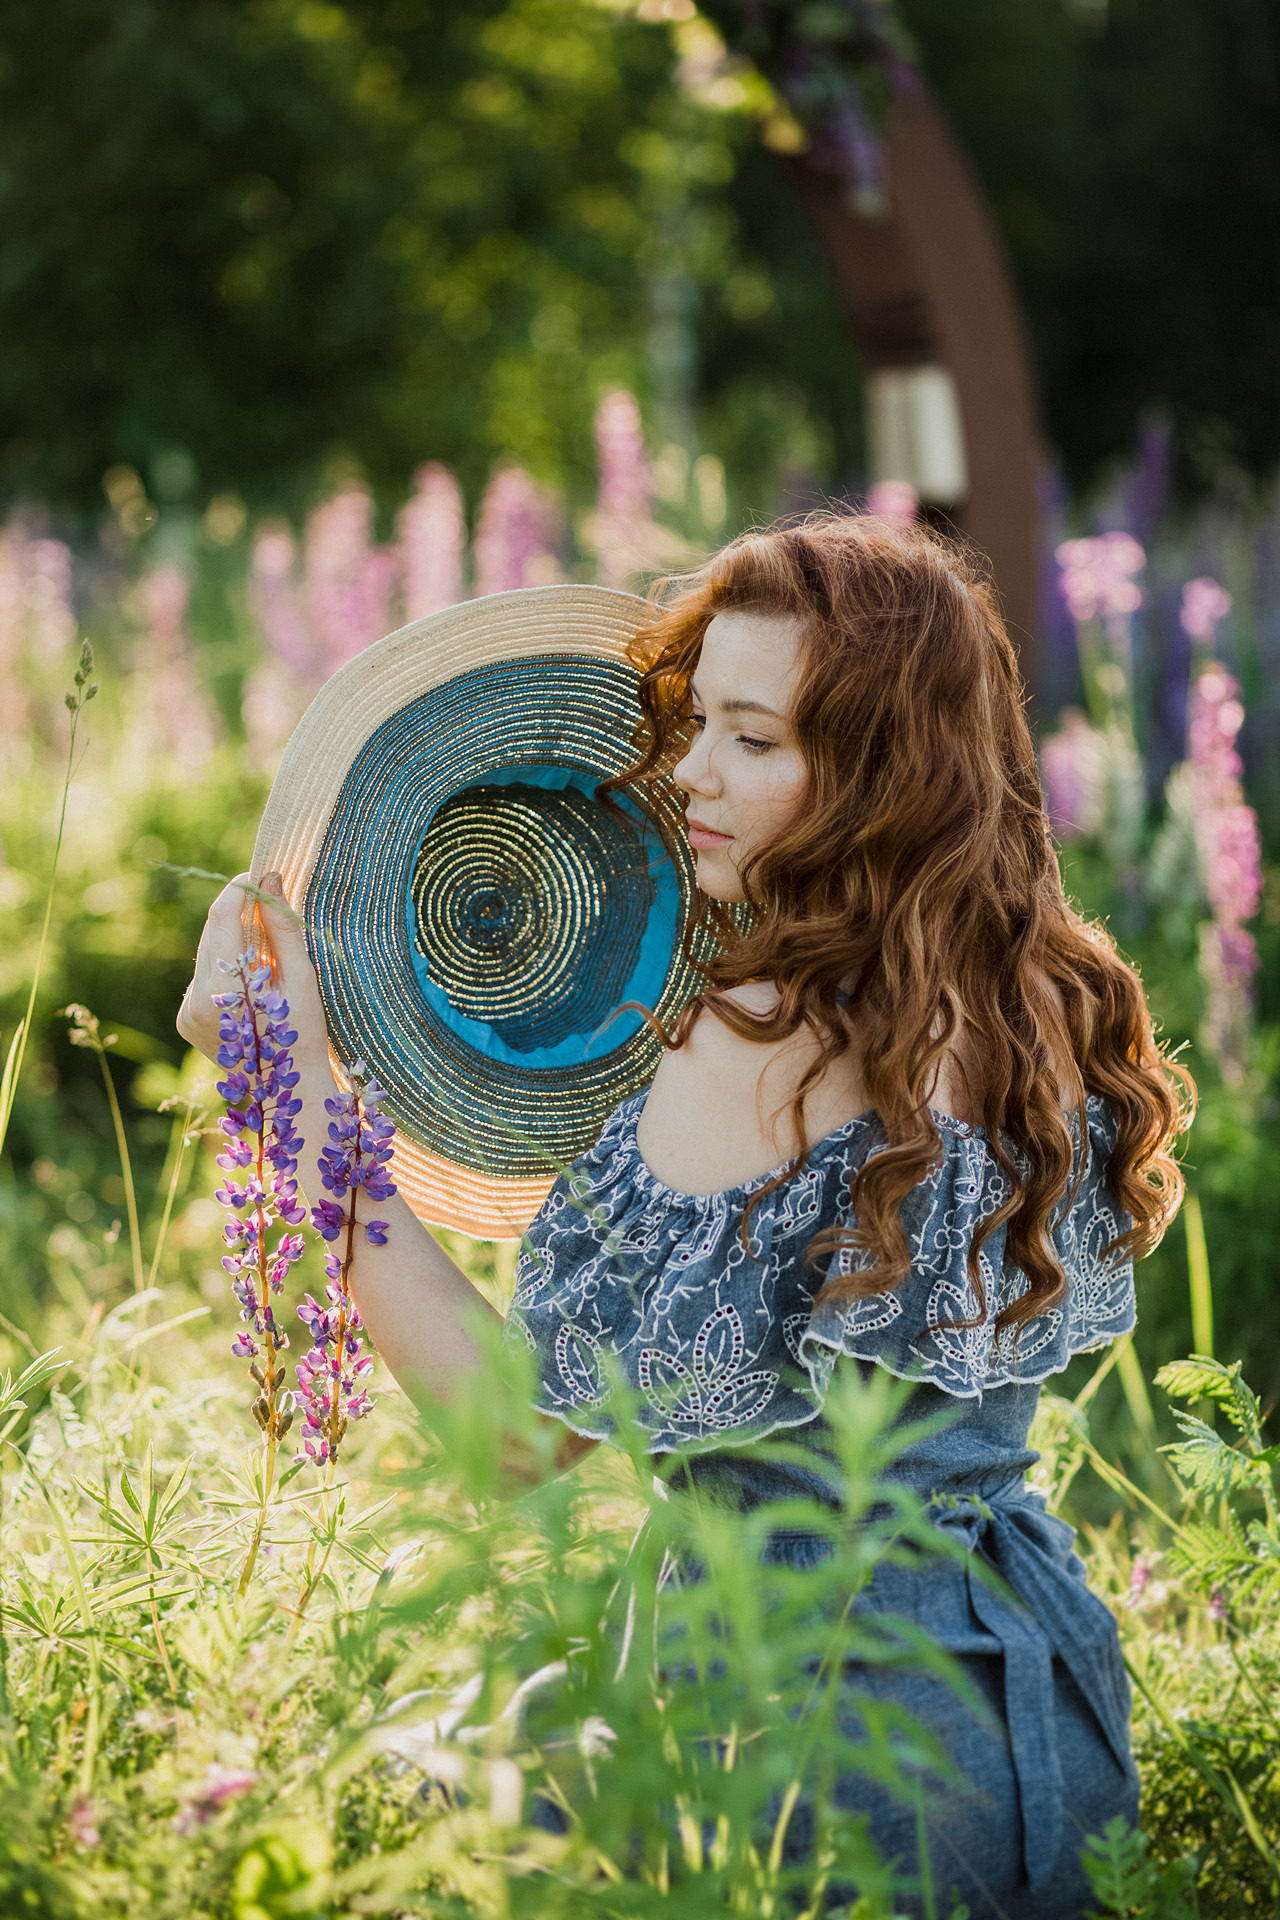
[179,515,1191,1917]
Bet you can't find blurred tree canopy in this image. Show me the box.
[0,0,1276,517]
[0,0,860,520]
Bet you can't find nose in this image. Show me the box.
[672,726,718,798]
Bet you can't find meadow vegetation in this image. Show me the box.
[1,460,1280,1914]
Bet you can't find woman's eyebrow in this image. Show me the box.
[689,680,784,721]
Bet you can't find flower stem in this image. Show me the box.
[0,700,84,1159]
[145,1096,201,1292]
[91,1036,144,1293]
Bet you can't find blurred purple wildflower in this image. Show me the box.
[398,461,466,618]
[295,1063,394,1467]
[213,951,307,1446]
[1208,1586,1228,1624]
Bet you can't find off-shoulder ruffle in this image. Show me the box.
[504,1092,1134,1453]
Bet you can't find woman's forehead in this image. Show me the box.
[699,609,804,702]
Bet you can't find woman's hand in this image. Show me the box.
[176,871,328,1065]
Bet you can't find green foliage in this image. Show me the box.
[1081,1817,1199,1919]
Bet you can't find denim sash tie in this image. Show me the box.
[927,1485,1131,1890]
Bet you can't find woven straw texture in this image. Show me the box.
[250,585,703,1239]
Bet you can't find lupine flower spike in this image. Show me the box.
[296,1062,394,1468]
[213,952,307,1453]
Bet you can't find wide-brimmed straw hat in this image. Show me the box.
[249,585,705,1239]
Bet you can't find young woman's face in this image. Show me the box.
[670,609,809,903]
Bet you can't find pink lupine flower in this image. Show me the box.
[304,485,400,672]
[1055,532,1146,627]
[134,564,217,763]
[473,465,559,597]
[250,526,314,679]
[172,1763,260,1834]
[67,1793,101,1849]
[1125,1558,1153,1608]
[398,462,466,618]
[595,389,651,526]
[865,480,919,524]
[1201,803,1263,927]
[0,523,77,762]
[1180,576,1232,643]
[585,390,692,588]
[1188,665,1246,804]
[1039,708,1108,839]
[1181,658,1262,1078]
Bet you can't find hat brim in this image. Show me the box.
[249,584,694,1240]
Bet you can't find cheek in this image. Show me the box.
[761,754,808,826]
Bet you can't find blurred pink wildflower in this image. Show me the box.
[585,390,692,588]
[305,485,400,670]
[398,461,466,618]
[865,480,918,524]
[133,564,217,763]
[1039,708,1107,839]
[1180,576,1232,643]
[473,465,559,597]
[1055,532,1146,627]
[172,1763,259,1834]
[246,485,399,758]
[67,1793,101,1849]
[1185,659,1262,1078]
[0,522,77,766]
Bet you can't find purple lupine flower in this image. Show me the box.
[398,461,466,618]
[295,1062,394,1467]
[473,465,559,596]
[213,951,308,1446]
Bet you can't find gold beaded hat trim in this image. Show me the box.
[249,585,704,1240]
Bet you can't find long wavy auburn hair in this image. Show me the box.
[604,513,1195,1333]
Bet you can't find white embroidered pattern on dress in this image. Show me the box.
[504,1092,1135,1453]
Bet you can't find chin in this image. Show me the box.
[693,850,746,904]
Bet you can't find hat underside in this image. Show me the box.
[305,653,701,1205]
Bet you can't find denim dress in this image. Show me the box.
[504,1093,1140,1918]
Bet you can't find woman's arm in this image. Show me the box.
[176,873,509,1415]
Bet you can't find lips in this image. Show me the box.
[686,817,732,849]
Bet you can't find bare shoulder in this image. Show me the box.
[634,987,869,1197]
